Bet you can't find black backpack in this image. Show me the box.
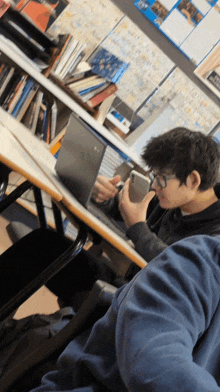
[0,280,117,392]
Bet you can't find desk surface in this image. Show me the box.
[0,110,147,269]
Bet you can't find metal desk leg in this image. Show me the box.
[33,186,47,229]
[0,223,88,322]
[0,180,32,214]
[52,201,65,236]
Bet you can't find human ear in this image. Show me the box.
[187,170,201,189]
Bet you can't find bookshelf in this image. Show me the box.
[0,36,143,166]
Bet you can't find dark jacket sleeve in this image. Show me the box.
[126,221,168,262]
[116,235,220,392]
[98,186,123,221]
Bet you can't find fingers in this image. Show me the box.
[109,174,121,186]
[143,190,156,204]
[118,179,130,205]
[92,175,121,203]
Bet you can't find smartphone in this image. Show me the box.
[129,170,151,203]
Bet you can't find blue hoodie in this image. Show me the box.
[31,235,220,392]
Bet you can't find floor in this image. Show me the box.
[0,205,59,320]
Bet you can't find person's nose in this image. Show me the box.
[151,179,160,192]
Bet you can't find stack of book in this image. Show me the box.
[52,35,86,81]
[0,61,58,143]
[0,63,39,121]
[22,92,58,143]
[89,47,130,84]
[58,46,130,109]
[65,71,118,108]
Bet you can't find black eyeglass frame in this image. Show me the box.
[149,172,175,189]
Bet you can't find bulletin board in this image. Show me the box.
[134,0,220,65]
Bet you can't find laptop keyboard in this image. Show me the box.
[87,202,128,240]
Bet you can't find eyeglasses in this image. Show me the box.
[149,172,175,189]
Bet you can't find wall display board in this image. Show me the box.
[194,42,220,99]
[47,0,124,59]
[99,17,174,110]
[137,67,220,133]
[134,0,220,65]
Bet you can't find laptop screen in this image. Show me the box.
[55,113,107,207]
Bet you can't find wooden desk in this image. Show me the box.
[0,110,147,270]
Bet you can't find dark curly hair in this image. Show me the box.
[141,127,220,191]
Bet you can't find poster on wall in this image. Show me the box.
[194,41,220,98]
[134,0,220,65]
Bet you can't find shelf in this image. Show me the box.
[0,38,143,167]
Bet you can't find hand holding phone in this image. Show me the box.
[129,170,151,203]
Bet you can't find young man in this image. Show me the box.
[0,128,220,308]
[29,234,220,392]
[94,127,220,265]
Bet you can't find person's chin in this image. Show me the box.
[158,198,170,209]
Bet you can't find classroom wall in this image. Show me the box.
[47,0,220,147]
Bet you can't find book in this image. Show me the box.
[7,19,46,52]
[80,81,110,103]
[5,73,28,113]
[11,78,35,118]
[21,97,37,130]
[90,48,129,84]
[64,49,85,79]
[50,98,57,140]
[42,100,49,142]
[35,102,46,138]
[30,90,44,133]
[0,0,10,18]
[16,83,38,121]
[0,67,15,100]
[53,38,78,76]
[86,83,118,108]
[67,74,98,90]
[78,81,106,96]
[1,71,24,110]
[0,64,10,85]
[0,63,6,77]
[46,105,51,143]
[65,61,91,84]
[68,76,107,97]
[93,93,115,125]
[49,128,66,155]
[18,0,69,32]
[59,42,86,80]
[14,0,29,11]
[52,34,71,71]
[64,73,85,85]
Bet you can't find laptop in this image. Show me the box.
[55,113,128,239]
